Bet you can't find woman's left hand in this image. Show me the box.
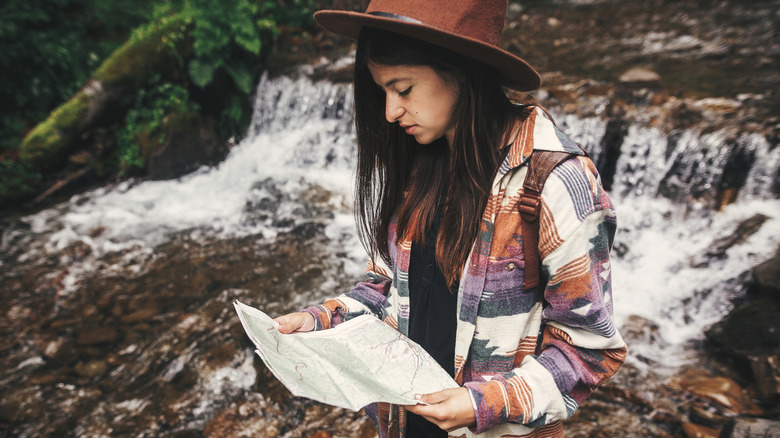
[403,387,476,432]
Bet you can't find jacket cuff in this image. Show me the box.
[302,305,331,331]
[464,380,515,433]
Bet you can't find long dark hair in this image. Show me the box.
[353,27,531,287]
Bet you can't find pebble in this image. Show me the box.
[75,360,108,377]
[619,67,661,84]
[77,327,119,345]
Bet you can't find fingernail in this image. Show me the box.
[414,394,421,400]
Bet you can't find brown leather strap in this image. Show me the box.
[520,151,574,290]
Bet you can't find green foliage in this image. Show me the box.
[137,0,317,141]
[117,80,199,176]
[5,0,325,199]
[146,0,263,94]
[262,0,318,31]
[0,0,154,153]
[0,160,42,203]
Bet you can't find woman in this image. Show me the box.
[274,0,627,436]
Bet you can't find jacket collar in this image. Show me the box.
[498,106,586,176]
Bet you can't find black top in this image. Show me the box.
[405,209,458,437]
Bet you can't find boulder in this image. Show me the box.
[144,113,224,181]
[705,251,780,401]
[749,354,780,400]
[720,418,780,438]
[705,299,780,360]
[750,251,780,299]
[669,369,763,416]
[692,214,769,267]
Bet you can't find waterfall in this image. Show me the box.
[16,72,780,371]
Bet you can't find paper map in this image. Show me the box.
[233,300,459,411]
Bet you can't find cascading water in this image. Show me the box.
[2,70,779,436]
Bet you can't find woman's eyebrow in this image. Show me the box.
[382,77,410,88]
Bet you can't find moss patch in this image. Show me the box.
[18,92,92,168]
[93,14,193,86]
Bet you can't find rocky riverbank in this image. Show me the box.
[1,198,778,437]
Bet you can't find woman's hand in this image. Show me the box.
[403,387,476,432]
[273,312,316,334]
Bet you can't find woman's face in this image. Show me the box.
[368,63,460,146]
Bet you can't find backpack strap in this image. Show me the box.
[519,151,575,290]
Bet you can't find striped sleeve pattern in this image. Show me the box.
[304,257,394,330]
[462,153,626,435]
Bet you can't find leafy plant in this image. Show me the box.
[0,0,154,153]
[0,160,42,203]
[4,0,325,203]
[116,80,199,176]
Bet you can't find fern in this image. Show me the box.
[117,82,199,176]
[188,59,215,88]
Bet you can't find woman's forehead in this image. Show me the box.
[367,63,438,85]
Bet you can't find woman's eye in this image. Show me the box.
[398,86,412,96]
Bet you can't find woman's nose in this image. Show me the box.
[385,96,404,123]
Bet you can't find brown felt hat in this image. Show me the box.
[314,0,542,91]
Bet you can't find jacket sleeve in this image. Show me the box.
[304,257,394,330]
[464,157,628,432]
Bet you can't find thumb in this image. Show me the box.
[415,391,446,405]
[275,315,299,334]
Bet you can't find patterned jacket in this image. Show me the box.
[305,107,628,437]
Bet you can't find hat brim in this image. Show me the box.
[314,10,542,91]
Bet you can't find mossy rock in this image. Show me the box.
[93,14,194,86]
[18,92,92,169]
[17,13,194,173]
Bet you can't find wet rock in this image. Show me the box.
[619,315,665,366]
[242,177,296,228]
[120,307,160,324]
[705,299,780,369]
[681,422,720,438]
[204,343,237,369]
[203,399,282,438]
[75,359,108,377]
[50,317,80,329]
[27,372,66,385]
[716,142,757,210]
[620,314,662,345]
[749,354,780,400]
[750,251,780,299]
[146,113,226,181]
[692,214,769,267]
[647,408,684,427]
[40,335,79,365]
[721,417,780,438]
[704,251,780,403]
[0,386,45,422]
[619,67,662,88]
[596,118,627,191]
[670,369,763,417]
[77,326,120,345]
[689,403,730,429]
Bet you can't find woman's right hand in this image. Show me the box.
[274,312,316,334]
